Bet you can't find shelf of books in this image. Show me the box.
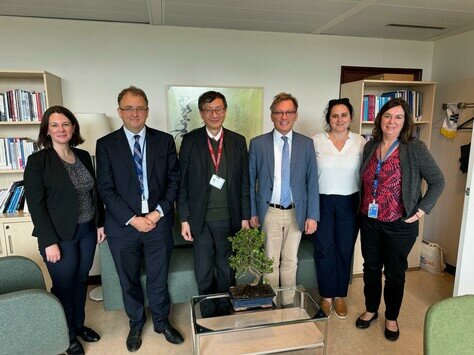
[0,70,62,220]
[341,79,436,147]
[340,79,436,272]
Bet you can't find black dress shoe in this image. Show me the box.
[385,320,400,341]
[77,326,101,342]
[66,338,84,355]
[126,328,142,352]
[155,323,184,344]
[355,311,378,329]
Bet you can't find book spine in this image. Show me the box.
[363,95,369,121]
[7,186,21,213]
[368,95,376,121]
[0,93,5,121]
[7,138,16,169]
[1,181,16,213]
[0,138,7,169]
[14,138,22,169]
[19,139,26,169]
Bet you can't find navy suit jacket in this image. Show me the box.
[249,130,319,232]
[96,126,180,236]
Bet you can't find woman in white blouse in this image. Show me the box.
[312,98,366,319]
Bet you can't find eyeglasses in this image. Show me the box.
[202,107,225,115]
[272,110,297,118]
[119,106,149,114]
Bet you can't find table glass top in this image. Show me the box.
[191,286,326,334]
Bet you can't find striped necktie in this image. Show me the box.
[133,135,144,194]
[280,135,291,207]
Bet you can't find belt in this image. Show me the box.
[269,203,294,210]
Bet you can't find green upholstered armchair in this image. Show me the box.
[0,256,69,354]
[424,294,474,355]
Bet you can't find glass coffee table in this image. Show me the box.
[190,286,327,354]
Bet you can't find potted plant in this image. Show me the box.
[228,228,275,310]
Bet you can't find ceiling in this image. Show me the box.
[1,0,474,41]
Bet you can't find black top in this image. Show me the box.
[24,147,104,250]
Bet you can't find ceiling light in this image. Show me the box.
[386,24,446,30]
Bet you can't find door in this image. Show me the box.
[454,134,474,296]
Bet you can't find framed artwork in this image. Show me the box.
[167,85,263,149]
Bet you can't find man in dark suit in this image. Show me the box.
[249,92,319,302]
[177,91,250,315]
[96,86,183,352]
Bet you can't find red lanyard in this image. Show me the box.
[207,130,224,173]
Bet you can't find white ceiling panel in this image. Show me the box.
[164,0,359,33]
[166,15,316,34]
[164,0,363,13]
[0,0,473,40]
[321,3,474,40]
[377,0,474,12]
[0,0,149,23]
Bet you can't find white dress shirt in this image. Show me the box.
[312,131,366,195]
[206,127,223,141]
[123,126,163,217]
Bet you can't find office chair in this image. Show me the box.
[0,256,69,354]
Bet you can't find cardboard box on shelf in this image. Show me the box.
[366,73,415,81]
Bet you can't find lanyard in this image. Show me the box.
[372,139,398,200]
[207,130,224,173]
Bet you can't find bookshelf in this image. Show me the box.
[0,70,62,197]
[340,79,436,273]
[0,71,61,287]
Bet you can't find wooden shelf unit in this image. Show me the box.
[0,70,61,286]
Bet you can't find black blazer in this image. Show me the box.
[24,147,105,250]
[96,126,180,236]
[177,127,250,236]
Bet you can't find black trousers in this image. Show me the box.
[359,214,418,320]
[313,193,359,298]
[108,227,173,330]
[41,220,96,340]
[194,219,233,316]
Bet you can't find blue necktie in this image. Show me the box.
[280,135,291,208]
[133,135,144,195]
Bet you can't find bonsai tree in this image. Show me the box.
[228,228,273,286]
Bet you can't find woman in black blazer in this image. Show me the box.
[24,106,105,355]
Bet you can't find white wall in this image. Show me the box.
[427,29,474,267]
[429,29,474,295]
[0,16,435,275]
[0,15,434,136]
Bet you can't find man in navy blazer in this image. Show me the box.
[249,92,319,296]
[96,86,183,351]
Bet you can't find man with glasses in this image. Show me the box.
[177,91,250,316]
[249,92,319,300]
[96,86,183,351]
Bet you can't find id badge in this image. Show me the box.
[368,202,379,219]
[209,174,225,190]
[141,198,149,214]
